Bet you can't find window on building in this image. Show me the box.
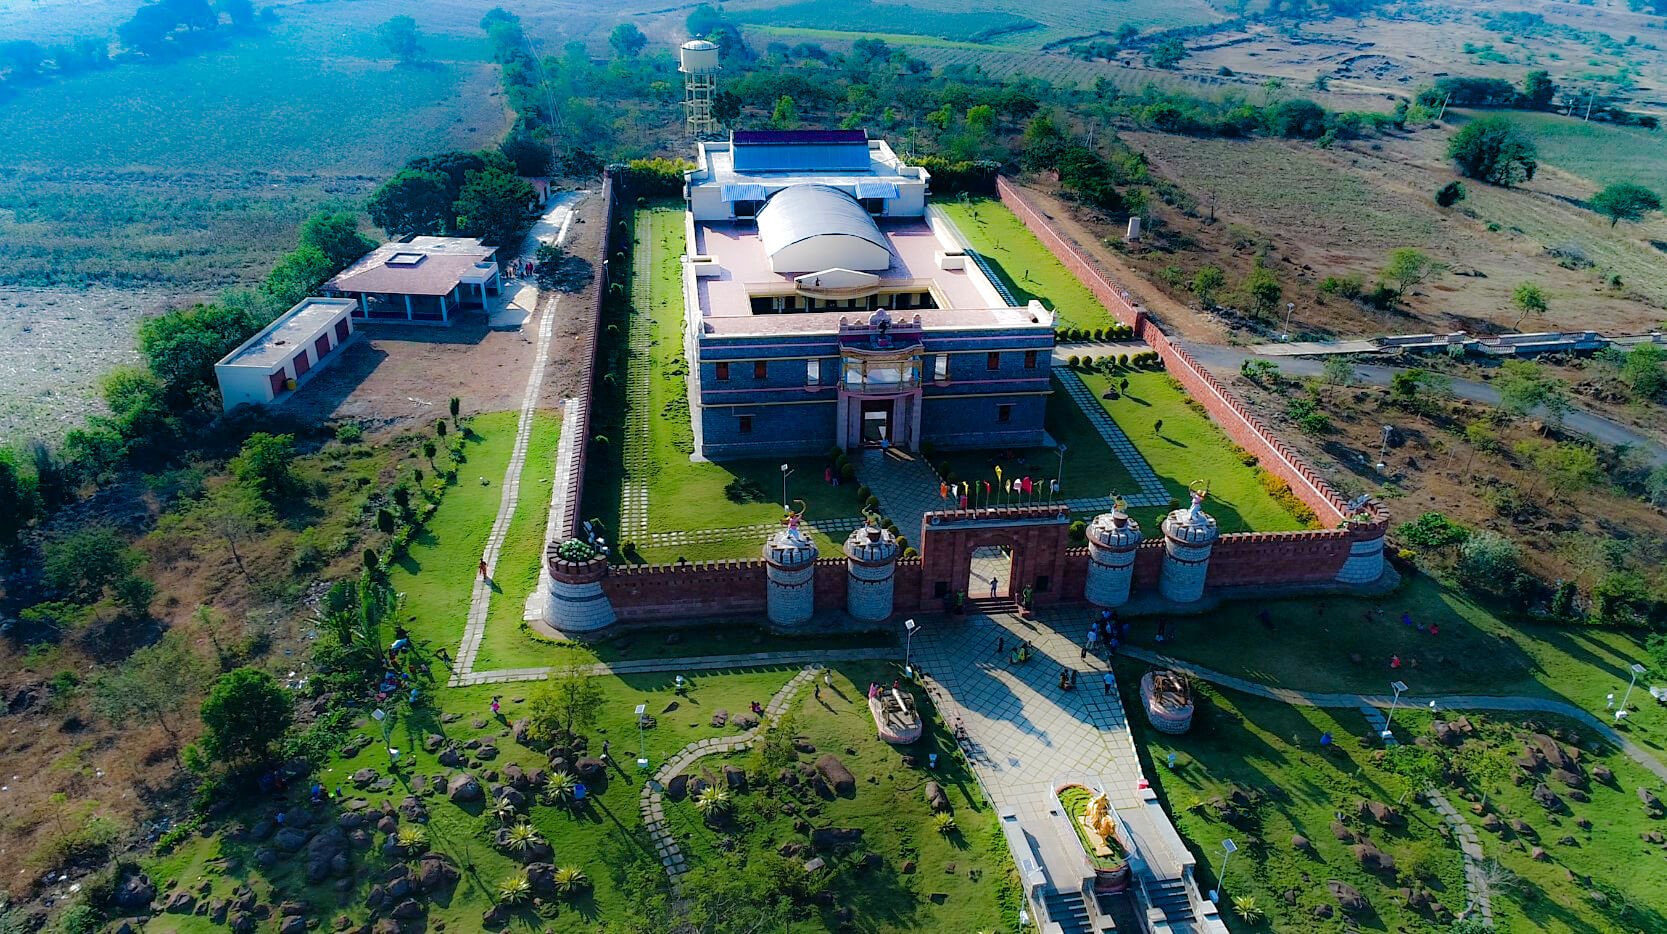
[997,403,1013,423]
[753,361,767,380]
[986,352,1000,371]
[734,200,761,219]
[1024,350,1038,368]
[933,354,948,381]
[715,362,729,381]
[862,197,885,216]
[738,415,753,434]
[806,360,819,387]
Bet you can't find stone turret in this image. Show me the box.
[543,539,616,633]
[1085,504,1142,607]
[1160,491,1219,604]
[843,521,900,623]
[1335,520,1388,584]
[763,522,819,628]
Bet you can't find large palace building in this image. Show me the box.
[680,129,1057,459]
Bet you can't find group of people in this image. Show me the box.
[379,626,423,704]
[1083,611,1131,659]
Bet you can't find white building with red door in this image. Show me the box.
[214,297,358,411]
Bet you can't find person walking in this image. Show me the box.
[996,635,1006,656]
[813,681,821,700]
[1102,672,1114,695]
[478,559,489,579]
[989,577,999,599]
[490,696,501,718]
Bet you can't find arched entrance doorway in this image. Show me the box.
[916,505,1073,610]
[967,543,1013,601]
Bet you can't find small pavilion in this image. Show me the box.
[323,236,502,325]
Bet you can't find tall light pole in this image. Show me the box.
[1617,663,1647,722]
[903,618,918,676]
[1056,443,1067,498]
[1281,302,1294,341]
[634,703,649,770]
[1381,680,1408,744]
[780,463,792,510]
[1208,838,1237,903]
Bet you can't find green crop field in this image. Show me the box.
[732,0,1040,44]
[1473,109,1667,195]
[0,22,507,288]
[727,0,1223,50]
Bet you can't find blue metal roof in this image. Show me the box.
[756,185,889,257]
[720,183,769,201]
[732,136,871,172]
[854,179,899,199]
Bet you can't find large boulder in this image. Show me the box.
[1527,733,1575,772]
[1327,880,1368,913]
[1353,842,1395,872]
[925,781,950,813]
[113,872,156,910]
[1532,782,1563,811]
[723,765,748,792]
[811,827,863,850]
[447,773,483,802]
[1359,800,1402,827]
[161,891,195,914]
[524,862,557,895]
[512,718,533,745]
[273,826,312,852]
[815,755,856,797]
[390,898,423,921]
[415,856,459,893]
[437,746,465,768]
[575,757,607,784]
[666,774,689,801]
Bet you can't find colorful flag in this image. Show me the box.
[984,480,991,495]
[1023,476,1033,495]
[995,465,1003,484]
[1050,479,1059,494]
[940,482,948,499]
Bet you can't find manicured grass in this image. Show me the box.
[934,198,1118,331]
[931,374,1137,505]
[661,660,1017,932]
[1119,674,1465,932]
[1080,368,1309,532]
[582,205,862,564]
[1123,572,1667,756]
[147,667,803,932]
[472,412,562,671]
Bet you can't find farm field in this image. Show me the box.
[722,0,1224,50]
[729,0,1039,44]
[1481,108,1667,196]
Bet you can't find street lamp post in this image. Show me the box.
[903,618,918,677]
[1617,663,1647,722]
[1208,838,1238,903]
[780,463,792,510]
[1055,443,1067,499]
[1381,680,1409,744]
[634,703,649,770]
[1281,302,1294,341]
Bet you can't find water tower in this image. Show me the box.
[679,39,721,137]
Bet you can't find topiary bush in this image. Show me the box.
[555,539,599,563]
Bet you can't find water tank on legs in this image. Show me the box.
[763,520,818,629]
[1085,501,1142,608]
[1160,488,1219,604]
[843,520,900,623]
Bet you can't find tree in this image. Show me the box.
[1454,741,1515,809]
[231,432,298,503]
[44,526,136,603]
[196,482,267,578]
[1190,266,1225,306]
[1270,98,1326,139]
[0,448,38,546]
[609,23,646,59]
[118,4,178,54]
[1434,180,1466,207]
[527,667,605,741]
[1495,359,1558,419]
[199,667,291,765]
[368,169,451,238]
[377,15,423,65]
[1590,183,1661,228]
[1145,38,1187,69]
[1619,343,1667,400]
[713,90,741,125]
[1244,264,1282,317]
[99,365,174,442]
[138,301,264,411]
[262,245,337,308]
[1521,69,1556,109]
[1383,744,1442,804]
[298,211,375,270]
[1511,282,1548,329]
[966,104,997,134]
[454,169,534,247]
[1321,356,1356,397]
[770,95,800,129]
[92,633,206,746]
[534,243,564,288]
[1535,442,1601,494]
[1381,247,1436,300]
[449,396,461,427]
[1446,117,1537,187]
[1457,530,1521,592]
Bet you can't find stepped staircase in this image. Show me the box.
[1145,876,1198,927]
[1041,890,1093,934]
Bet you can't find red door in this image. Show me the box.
[292,351,311,378]
[269,371,288,396]
[314,334,331,359]
[335,319,350,341]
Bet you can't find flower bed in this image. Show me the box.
[1056,784,1131,893]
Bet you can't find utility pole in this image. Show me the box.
[1585,90,1596,121]
[1436,91,1451,121]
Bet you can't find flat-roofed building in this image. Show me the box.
[214,297,359,411]
[679,130,1054,459]
[323,236,502,325]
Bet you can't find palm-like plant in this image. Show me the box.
[395,825,428,852]
[543,772,579,807]
[933,813,958,835]
[496,872,532,905]
[506,822,545,854]
[1232,895,1265,924]
[693,786,732,816]
[551,866,590,897]
[490,798,519,825]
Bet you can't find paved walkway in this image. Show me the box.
[450,194,583,683]
[854,447,941,537]
[1053,365,1170,508]
[450,647,900,687]
[1428,786,1494,926]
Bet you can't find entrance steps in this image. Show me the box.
[966,596,1020,616]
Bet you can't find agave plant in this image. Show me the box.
[543,772,579,807]
[933,813,958,835]
[506,822,545,854]
[693,786,732,816]
[1232,894,1265,924]
[496,872,532,905]
[395,825,428,853]
[490,798,519,825]
[551,866,590,897]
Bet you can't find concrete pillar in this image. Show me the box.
[439,293,448,322]
[358,293,368,316]
[835,392,850,449]
[1085,508,1143,607]
[541,543,616,633]
[1160,503,1219,604]
[1335,523,1387,585]
[404,294,413,321]
[763,525,819,629]
[844,522,900,623]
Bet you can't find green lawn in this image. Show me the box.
[147,668,803,932]
[661,660,1018,932]
[471,412,563,671]
[930,374,1137,505]
[1121,668,1667,934]
[933,198,1119,331]
[1123,572,1667,757]
[582,205,862,565]
[1081,368,1309,532]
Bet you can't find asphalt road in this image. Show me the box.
[1179,341,1667,467]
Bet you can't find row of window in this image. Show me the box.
[731,400,1015,435]
[712,350,1041,382]
[748,291,938,315]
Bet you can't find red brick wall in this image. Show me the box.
[601,559,769,621]
[1206,530,1353,587]
[567,172,615,539]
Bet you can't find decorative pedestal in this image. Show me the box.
[843,523,900,623]
[1084,509,1142,608]
[542,546,616,633]
[763,526,819,629]
[1159,506,1219,604]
